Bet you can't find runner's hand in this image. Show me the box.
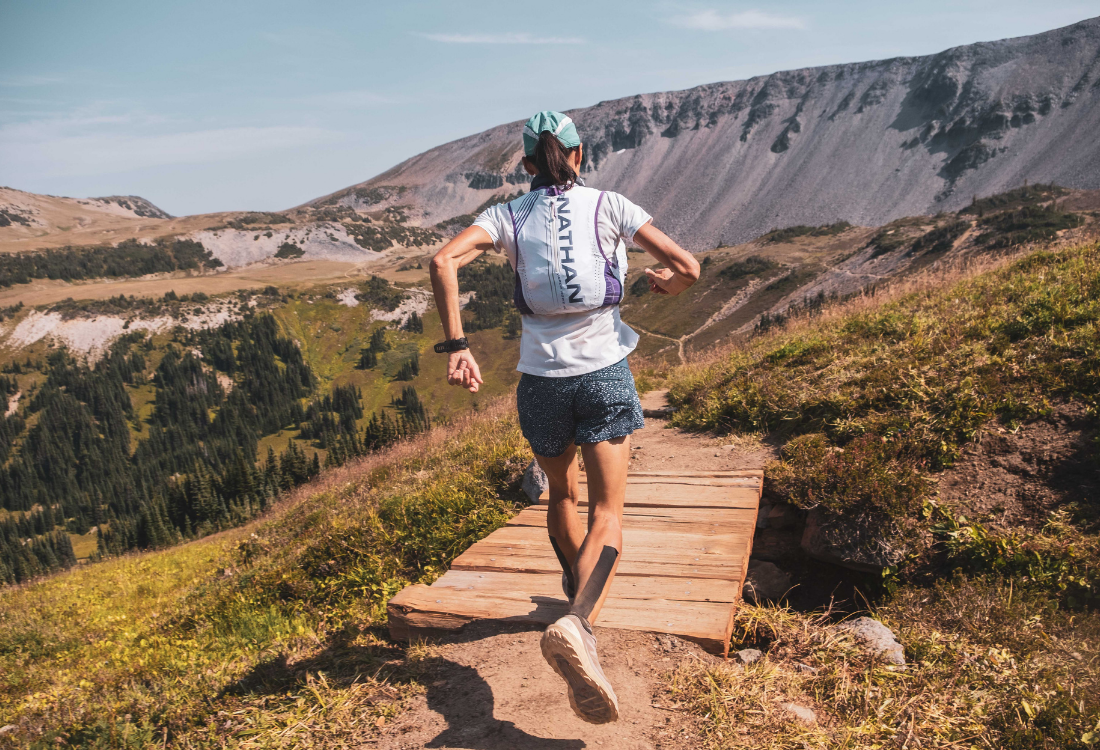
[646,267,691,296]
[447,350,484,393]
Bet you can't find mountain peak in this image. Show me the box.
[309,16,1100,249]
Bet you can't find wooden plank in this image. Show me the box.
[538,485,761,509]
[432,570,741,603]
[450,546,747,580]
[617,471,763,478]
[472,523,748,551]
[388,582,736,653]
[507,506,758,530]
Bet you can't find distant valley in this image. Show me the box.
[2,16,1100,584]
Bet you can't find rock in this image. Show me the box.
[767,503,799,530]
[800,508,907,573]
[831,617,906,665]
[736,648,763,664]
[520,460,548,503]
[795,662,818,674]
[779,702,816,725]
[656,634,681,652]
[751,528,802,563]
[743,560,792,602]
[756,502,772,529]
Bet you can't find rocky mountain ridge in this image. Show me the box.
[314,16,1100,249]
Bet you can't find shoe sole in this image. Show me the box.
[540,623,619,724]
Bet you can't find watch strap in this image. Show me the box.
[434,337,469,354]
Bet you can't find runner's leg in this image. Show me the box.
[571,435,629,623]
[537,445,585,595]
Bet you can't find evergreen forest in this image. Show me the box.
[0,312,431,585]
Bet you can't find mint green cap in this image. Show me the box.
[522,110,580,157]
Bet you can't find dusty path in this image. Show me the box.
[374,392,771,749]
[627,277,765,364]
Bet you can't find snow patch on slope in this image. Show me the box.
[192,222,382,268]
[370,289,431,326]
[2,305,241,360]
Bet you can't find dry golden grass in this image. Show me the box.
[668,578,1100,749]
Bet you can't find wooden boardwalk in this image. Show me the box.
[387,470,762,655]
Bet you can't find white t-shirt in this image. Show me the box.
[474,189,652,377]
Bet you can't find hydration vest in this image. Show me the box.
[507,185,623,315]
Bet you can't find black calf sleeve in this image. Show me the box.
[571,545,619,620]
[549,535,576,599]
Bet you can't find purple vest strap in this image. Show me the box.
[508,203,534,315]
[594,192,622,307]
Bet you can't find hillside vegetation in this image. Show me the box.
[662,242,1100,747]
[0,278,449,584]
[0,237,1098,747]
[0,405,531,747]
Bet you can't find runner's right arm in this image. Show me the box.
[429,226,495,392]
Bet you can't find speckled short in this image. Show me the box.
[516,358,645,458]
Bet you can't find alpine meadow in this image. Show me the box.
[1,10,1099,750]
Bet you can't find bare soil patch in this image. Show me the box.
[935,403,1100,527]
[375,623,711,750]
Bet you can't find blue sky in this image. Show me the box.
[1,1,1096,216]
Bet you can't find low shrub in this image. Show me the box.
[760,221,851,244]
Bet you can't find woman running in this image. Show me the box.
[429,110,699,724]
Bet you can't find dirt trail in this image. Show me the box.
[374,391,769,749]
[628,277,766,364]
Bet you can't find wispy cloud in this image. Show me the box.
[0,74,67,87]
[668,9,806,31]
[414,31,585,44]
[0,109,341,179]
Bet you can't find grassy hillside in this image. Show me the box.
[1,240,1098,748]
[0,404,532,747]
[0,274,522,585]
[661,242,1100,748]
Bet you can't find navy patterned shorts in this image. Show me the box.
[516,358,645,458]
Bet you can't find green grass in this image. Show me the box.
[760,222,853,244]
[669,242,1100,514]
[0,404,532,747]
[667,242,1100,608]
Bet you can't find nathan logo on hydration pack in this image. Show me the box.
[557,196,583,304]
[508,186,623,316]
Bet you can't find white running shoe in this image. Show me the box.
[540,614,619,723]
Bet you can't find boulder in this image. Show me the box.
[751,528,802,563]
[520,460,548,503]
[800,508,906,573]
[779,703,817,725]
[743,560,792,602]
[736,648,763,664]
[831,617,905,665]
[767,503,800,530]
[756,502,772,529]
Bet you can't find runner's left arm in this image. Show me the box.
[632,222,700,296]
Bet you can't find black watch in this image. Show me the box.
[434,337,469,354]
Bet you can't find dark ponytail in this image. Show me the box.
[533,130,578,187]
